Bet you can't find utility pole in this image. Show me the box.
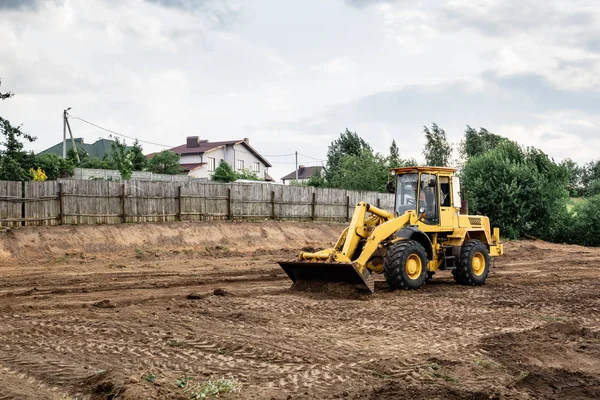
[62,109,67,158]
[63,108,79,163]
[295,151,298,181]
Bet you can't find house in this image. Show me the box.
[150,136,272,180]
[38,138,131,159]
[281,165,325,184]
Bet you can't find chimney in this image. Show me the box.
[186,136,199,148]
[243,137,249,144]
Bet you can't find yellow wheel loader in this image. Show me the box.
[279,167,503,293]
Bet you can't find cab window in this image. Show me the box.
[439,176,451,207]
[419,173,438,224]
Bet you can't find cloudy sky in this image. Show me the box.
[1,0,599,180]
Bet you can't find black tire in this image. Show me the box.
[453,239,490,286]
[384,240,428,290]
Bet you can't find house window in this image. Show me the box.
[207,157,215,172]
[236,159,244,171]
[253,162,260,172]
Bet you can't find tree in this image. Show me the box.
[328,151,388,192]
[129,139,148,171]
[460,126,506,159]
[212,160,237,182]
[581,160,600,196]
[388,139,401,168]
[559,158,582,197]
[0,79,13,100]
[66,146,89,166]
[80,155,116,170]
[147,150,183,175]
[0,79,37,181]
[110,137,133,180]
[34,153,74,180]
[326,128,372,182]
[306,169,327,188]
[461,141,569,240]
[422,123,451,167]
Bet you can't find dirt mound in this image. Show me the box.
[0,221,342,261]
[484,322,600,398]
[289,280,369,300]
[515,369,600,399]
[346,382,498,400]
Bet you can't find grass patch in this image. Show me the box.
[187,377,240,399]
[431,371,458,382]
[145,373,156,383]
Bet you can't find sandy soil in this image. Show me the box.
[0,221,599,399]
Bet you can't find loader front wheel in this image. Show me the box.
[453,240,490,286]
[384,240,428,290]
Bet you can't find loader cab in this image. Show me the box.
[391,166,459,228]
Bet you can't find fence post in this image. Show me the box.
[376,198,380,209]
[311,192,316,221]
[271,190,276,220]
[227,187,232,220]
[177,185,182,221]
[346,195,350,222]
[58,182,64,225]
[121,183,127,223]
[20,181,25,227]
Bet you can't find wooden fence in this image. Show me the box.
[0,180,395,227]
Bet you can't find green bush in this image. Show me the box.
[565,195,600,246]
[461,141,569,240]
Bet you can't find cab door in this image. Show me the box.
[417,173,440,226]
[438,174,458,230]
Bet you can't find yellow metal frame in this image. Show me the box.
[298,167,503,277]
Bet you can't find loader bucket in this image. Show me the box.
[278,261,375,293]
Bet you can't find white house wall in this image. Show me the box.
[188,167,208,178]
[179,154,203,164]
[231,143,265,175]
[204,147,225,178]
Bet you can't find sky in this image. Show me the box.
[0,0,599,180]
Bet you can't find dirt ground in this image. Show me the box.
[0,221,599,400]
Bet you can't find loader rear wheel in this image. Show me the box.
[453,240,490,286]
[384,240,428,290]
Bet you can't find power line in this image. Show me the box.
[262,153,296,157]
[68,114,172,148]
[297,152,327,162]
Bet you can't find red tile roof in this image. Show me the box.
[145,140,272,168]
[147,140,272,168]
[170,140,240,155]
[180,163,206,172]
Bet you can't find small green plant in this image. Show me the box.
[187,377,240,399]
[135,248,144,256]
[145,373,156,383]
[177,376,193,388]
[432,371,457,382]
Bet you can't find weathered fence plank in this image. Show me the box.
[61,180,123,224]
[0,181,23,227]
[3,180,395,226]
[24,181,60,226]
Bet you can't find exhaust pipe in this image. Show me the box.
[460,199,469,215]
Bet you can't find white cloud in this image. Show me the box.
[0,0,599,181]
